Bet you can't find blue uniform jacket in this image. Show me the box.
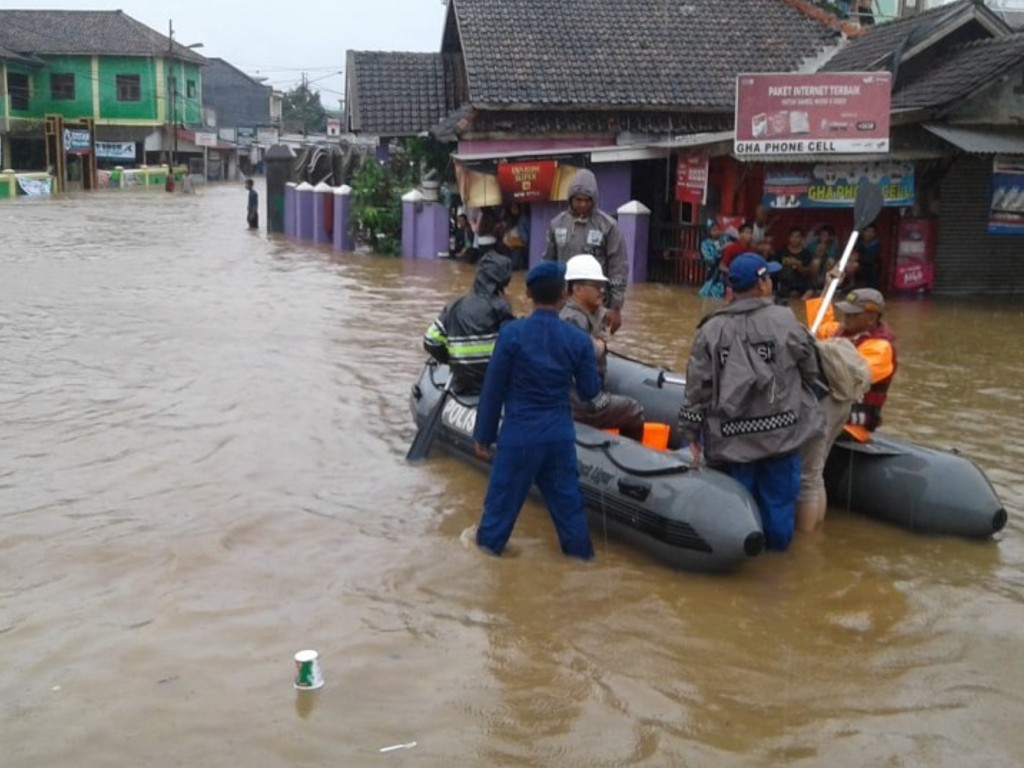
[473,309,601,448]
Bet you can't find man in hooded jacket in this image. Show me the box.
[678,253,823,551]
[543,168,629,333]
[423,251,515,394]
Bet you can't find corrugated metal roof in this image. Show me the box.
[924,124,1024,154]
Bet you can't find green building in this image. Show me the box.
[0,10,205,172]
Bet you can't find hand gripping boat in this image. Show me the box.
[410,362,766,573]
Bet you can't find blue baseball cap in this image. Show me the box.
[526,260,566,287]
[728,253,782,291]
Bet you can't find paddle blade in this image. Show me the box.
[853,179,885,231]
[406,376,452,462]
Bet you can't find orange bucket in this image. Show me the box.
[603,428,620,436]
[641,422,670,451]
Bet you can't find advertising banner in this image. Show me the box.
[95,141,136,160]
[64,128,92,154]
[763,162,914,209]
[455,154,588,208]
[675,153,709,205]
[193,131,218,147]
[237,127,256,146]
[988,156,1024,235]
[735,72,891,156]
[495,160,559,203]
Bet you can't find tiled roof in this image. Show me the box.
[0,10,205,63]
[821,0,1005,72]
[346,51,451,136]
[449,0,840,110]
[892,32,1024,110]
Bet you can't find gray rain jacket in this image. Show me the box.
[679,296,823,464]
[542,169,629,310]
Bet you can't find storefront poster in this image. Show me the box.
[675,153,709,205]
[17,177,53,196]
[763,162,914,209]
[893,218,936,292]
[735,72,891,155]
[495,160,559,203]
[455,155,588,208]
[64,128,91,154]
[988,156,1024,235]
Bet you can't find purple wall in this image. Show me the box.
[296,187,314,240]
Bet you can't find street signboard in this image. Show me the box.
[734,72,891,156]
[194,131,218,147]
[675,153,709,205]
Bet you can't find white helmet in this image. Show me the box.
[564,253,608,282]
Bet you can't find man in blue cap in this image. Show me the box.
[678,253,823,551]
[473,260,602,559]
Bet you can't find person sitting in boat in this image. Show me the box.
[423,250,515,395]
[815,288,897,443]
[559,254,645,440]
[678,253,823,552]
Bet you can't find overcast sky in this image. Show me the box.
[19,0,449,108]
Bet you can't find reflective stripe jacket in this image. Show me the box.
[679,296,823,464]
[424,251,514,392]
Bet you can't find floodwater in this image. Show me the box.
[2,183,1023,768]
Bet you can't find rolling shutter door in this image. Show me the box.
[934,155,1023,295]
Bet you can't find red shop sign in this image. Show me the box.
[496,160,559,203]
[676,153,709,205]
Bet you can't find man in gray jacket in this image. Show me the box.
[543,169,629,333]
[678,253,823,551]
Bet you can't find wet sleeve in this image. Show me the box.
[605,222,629,310]
[542,221,557,261]
[679,331,712,441]
[858,339,894,383]
[423,307,450,363]
[473,326,514,446]
[572,333,601,403]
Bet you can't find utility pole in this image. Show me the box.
[168,19,177,173]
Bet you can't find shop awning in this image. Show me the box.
[650,130,734,156]
[451,143,668,165]
[924,124,1024,155]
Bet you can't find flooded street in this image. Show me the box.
[2,183,1024,767]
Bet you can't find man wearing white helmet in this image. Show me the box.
[559,254,645,439]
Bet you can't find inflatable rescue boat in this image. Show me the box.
[410,354,1006,572]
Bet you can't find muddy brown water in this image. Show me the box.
[2,184,1023,767]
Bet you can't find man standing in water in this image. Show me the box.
[245,179,258,230]
[473,261,601,560]
[543,169,628,333]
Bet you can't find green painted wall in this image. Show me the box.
[98,57,160,121]
[3,55,201,126]
[23,56,94,120]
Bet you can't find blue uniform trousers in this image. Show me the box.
[724,452,801,551]
[476,440,594,560]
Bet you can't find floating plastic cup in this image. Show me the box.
[642,422,671,451]
[293,649,324,690]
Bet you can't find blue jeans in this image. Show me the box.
[725,452,801,551]
[476,441,593,559]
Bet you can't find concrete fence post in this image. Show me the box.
[333,184,354,252]
[295,182,314,240]
[617,200,652,284]
[313,181,333,245]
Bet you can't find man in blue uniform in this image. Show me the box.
[473,261,602,559]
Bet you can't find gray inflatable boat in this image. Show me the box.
[602,354,1007,539]
[410,362,766,573]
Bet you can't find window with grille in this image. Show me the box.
[117,74,141,102]
[51,73,75,101]
[7,72,29,110]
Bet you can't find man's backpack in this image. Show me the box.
[815,336,871,403]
